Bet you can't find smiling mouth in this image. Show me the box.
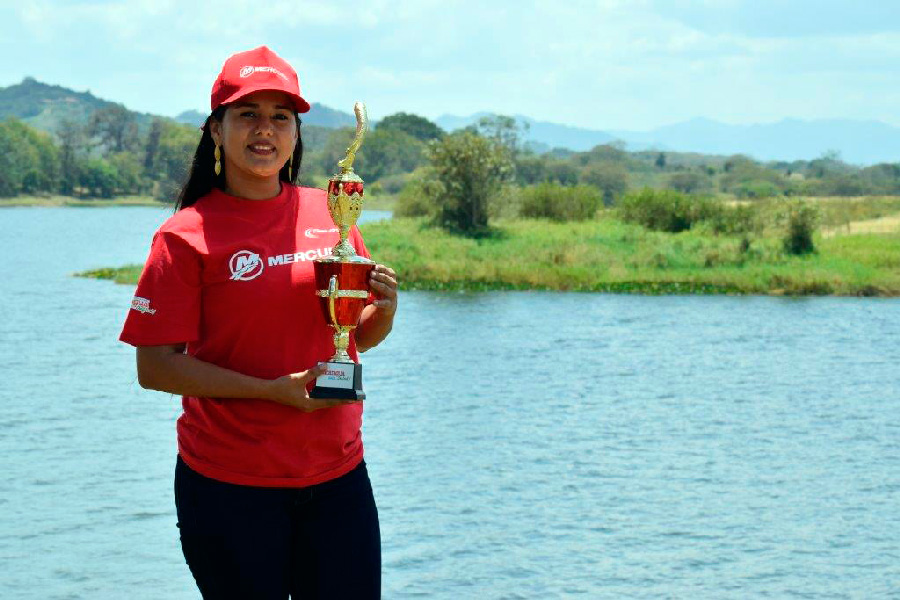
[248,143,276,155]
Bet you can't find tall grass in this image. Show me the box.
[519,183,603,221]
[355,216,899,295]
[617,188,719,232]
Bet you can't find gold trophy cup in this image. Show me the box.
[309,102,375,400]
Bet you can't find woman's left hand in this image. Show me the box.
[369,264,398,315]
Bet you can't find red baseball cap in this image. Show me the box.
[210,46,311,114]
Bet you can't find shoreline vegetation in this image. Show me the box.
[1,193,398,210]
[77,208,900,297]
[1,195,163,207]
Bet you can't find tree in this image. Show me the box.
[314,127,355,178]
[655,152,666,169]
[0,119,61,196]
[579,143,629,166]
[420,131,513,234]
[144,118,164,172]
[153,121,200,200]
[666,171,710,194]
[357,128,425,181]
[719,155,787,197]
[581,162,627,205]
[515,155,549,185]
[377,113,444,142]
[109,151,144,195]
[88,104,138,154]
[545,160,580,186]
[0,122,22,196]
[79,158,118,198]
[473,114,528,155]
[57,119,87,195]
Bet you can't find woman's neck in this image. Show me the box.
[223,171,282,200]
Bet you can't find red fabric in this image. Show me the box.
[120,184,370,487]
[210,45,310,113]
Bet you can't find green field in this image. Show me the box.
[78,212,900,296]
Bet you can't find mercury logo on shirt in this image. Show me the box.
[229,250,264,281]
[228,248,334,281]
[267,248,332,266]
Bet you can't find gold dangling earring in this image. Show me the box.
[288,153,294,181]
[214,144,221,176]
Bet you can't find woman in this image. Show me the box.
[120,46,396,599]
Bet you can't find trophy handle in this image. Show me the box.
[327,275,339,327]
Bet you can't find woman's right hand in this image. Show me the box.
[266,363,359,412]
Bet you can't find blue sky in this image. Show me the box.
[2,0,898,130]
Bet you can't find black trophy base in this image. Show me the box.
[310,360,365,401]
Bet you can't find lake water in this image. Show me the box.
[1,206,898,599]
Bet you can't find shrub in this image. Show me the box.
[520,182,603,221]
[489,184,523,220]
[733,179,782,199]
[783,200,819,255]
[704,203,763,235]
[394,172,441,217]
[617,188,718,233]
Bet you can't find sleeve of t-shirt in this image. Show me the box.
[119,230,202,347]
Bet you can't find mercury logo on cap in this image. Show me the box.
[239,65,290,81]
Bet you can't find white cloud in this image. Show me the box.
[2,0,898,128]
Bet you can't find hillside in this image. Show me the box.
[0,78,355,141]
[6,77,898,165]
[0,77,157,135]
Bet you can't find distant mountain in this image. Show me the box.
[438,111,900,165]
[436,112,615,152]
[304,103,355,128]
[173,102,355,129]
[609,118,900,166]
[174,109,205,128]
[0,77,356,139]
[0,77,156,134]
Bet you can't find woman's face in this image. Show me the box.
[210,90,298,182]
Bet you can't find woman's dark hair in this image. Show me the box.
[175,106,303,211]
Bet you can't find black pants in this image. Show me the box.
[174,456,381,599]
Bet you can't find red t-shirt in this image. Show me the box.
[120,184,371,487]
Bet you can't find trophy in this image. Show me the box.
[309,102,375,400]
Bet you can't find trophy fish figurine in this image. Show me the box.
[309,102,375,400]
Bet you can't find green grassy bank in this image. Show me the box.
[77,216,900,296]
[1,195,163,207]
[2,193,397,210]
